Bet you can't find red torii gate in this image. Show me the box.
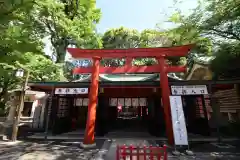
[67,44,193,146]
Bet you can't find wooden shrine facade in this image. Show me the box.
[67,44,194,146]
[28,78,240,144]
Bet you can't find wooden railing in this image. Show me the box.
[116,145,168,160]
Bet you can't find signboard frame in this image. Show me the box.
[171,85,208,95]
[55,88,88,95]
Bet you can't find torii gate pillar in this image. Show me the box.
[158,57,174,145]
[81,57,101,148]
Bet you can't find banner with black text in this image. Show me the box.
[170,96,188,145]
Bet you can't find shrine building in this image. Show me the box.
[27,45,240,146]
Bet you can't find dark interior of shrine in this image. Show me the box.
[95,96,166,137]
[182,95,210,136]
[48,94,210,137]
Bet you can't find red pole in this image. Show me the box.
[116,145,119,160]
[83,57,101,145]
[158,57,174,145]
[163,145,168,160]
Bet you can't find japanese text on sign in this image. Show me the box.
[171,85,208,95]
[170,96,188,145]
[55,88,88,95]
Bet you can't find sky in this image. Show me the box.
[44,0,198,59]
[96,0,198,32]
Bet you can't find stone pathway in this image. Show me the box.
[1,139,240,159]
[0,140,104,160]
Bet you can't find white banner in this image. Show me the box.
[132,98,139,106]
[110,98,117,106]
[125,98,131,106]
[139,98,147,106]
[75,98,83,106]
[55,88,88,94]
[83,98,89,106]
[171,85,208,95]
[118,98,124,106]
[170,96,188,145]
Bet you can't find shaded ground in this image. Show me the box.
[0,139,106,160]
[1,139,240,159]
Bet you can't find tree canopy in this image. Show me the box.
[164,0,240,79]
[0,0,101,113]
[195,0,239,79]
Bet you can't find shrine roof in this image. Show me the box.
[28,78,240,93]
[73,73,182,82]
[28,73,180,92]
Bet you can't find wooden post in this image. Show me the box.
[83,57,101,145]
[44,86,55,140]
[209,83,222,142]
[158,57,174,145]
[11,70,30,141]
[201,95,210,136]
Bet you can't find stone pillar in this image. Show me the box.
[158,57,174,145]
[82,57,101,147]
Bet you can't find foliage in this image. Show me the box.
[101,27,140,66]
[200,0,240,41]
[0,0,35,28]
[140,29,171,48]
[210,42,240,79]
[101,27,171,66]
[25,53,61,81]
[28,0,102,63]
[160,11,213,66]
[16,0,102,81]
[192,0,240,79]
[0,0,45,106]
[0,52,61,113]
[1,0,103,84]
[0,0,65,112]
[165,0,240,79]
[63,61,75,81]
[102,27,141,49]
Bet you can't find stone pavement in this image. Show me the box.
[1,139,240,160]
[0,140,105,160]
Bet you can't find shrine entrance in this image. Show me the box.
[107,97,149,133]
[67,44,193,146]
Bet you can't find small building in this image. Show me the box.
[2,90,46,137]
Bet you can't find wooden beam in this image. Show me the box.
[67,44,194,58]
[72,65,186,74]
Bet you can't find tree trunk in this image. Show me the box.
[56,45,67,63]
